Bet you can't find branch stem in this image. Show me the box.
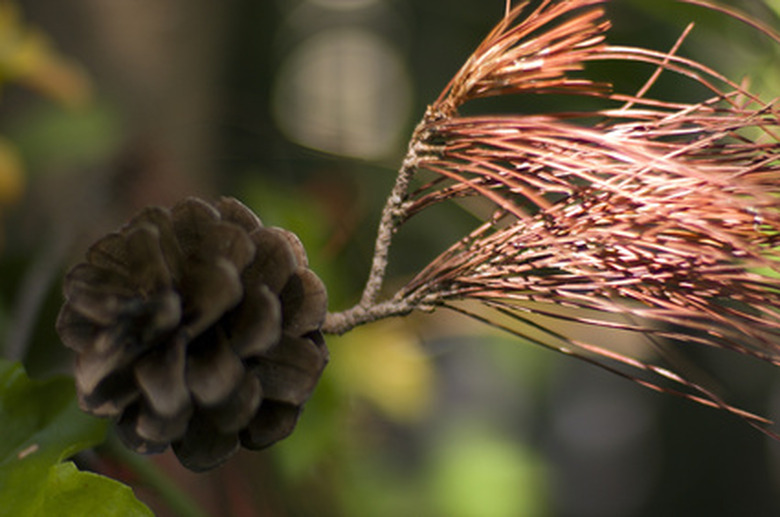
[358,145,419,306]
[323,118,431,334]
[323,297,419,335]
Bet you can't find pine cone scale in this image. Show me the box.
[63,265,137,326]
[252,334,329,406]
[55,306,100,353]
[135,401,192,443]
[85,233,133,277]
[133,336,191,418]
[226,284,282,357]
[216,197,264,232]
[243,229,300,293]
[178,259,243,337]
[172,412,241,473]
[130,207,184,281]
[199,221,256,270]
[185,329,246,407]
[124,225,175,293]
[77,361,139,417]
[280,268,327,335]
[74,335,137,397]
[204,373,263,433]
[116,404,170,455]
[240,400,301,450]
[170,197,221,258]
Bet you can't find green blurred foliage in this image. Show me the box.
[0,360,151,517]
[428,425,548,517]
[10,102,120,175]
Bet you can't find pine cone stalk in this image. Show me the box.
[56,197,328,471]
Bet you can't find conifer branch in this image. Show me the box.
[324,0,780,434]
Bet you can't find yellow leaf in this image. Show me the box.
[0,2,91,107]
[0,137,23,205]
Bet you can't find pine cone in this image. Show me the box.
[56,197,329,471]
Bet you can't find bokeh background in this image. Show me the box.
[2,0,780,515]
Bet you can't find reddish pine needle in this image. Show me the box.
[325,0,780,437]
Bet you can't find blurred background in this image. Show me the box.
[1,0,780,515]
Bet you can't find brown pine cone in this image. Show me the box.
[56,197,329,471]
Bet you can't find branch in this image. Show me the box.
[323,0,780,434]
[323,118,433,333]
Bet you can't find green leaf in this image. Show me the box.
[35,462,152,517]
[0,360,152,517]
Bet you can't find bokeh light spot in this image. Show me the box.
[272,27,412,160]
